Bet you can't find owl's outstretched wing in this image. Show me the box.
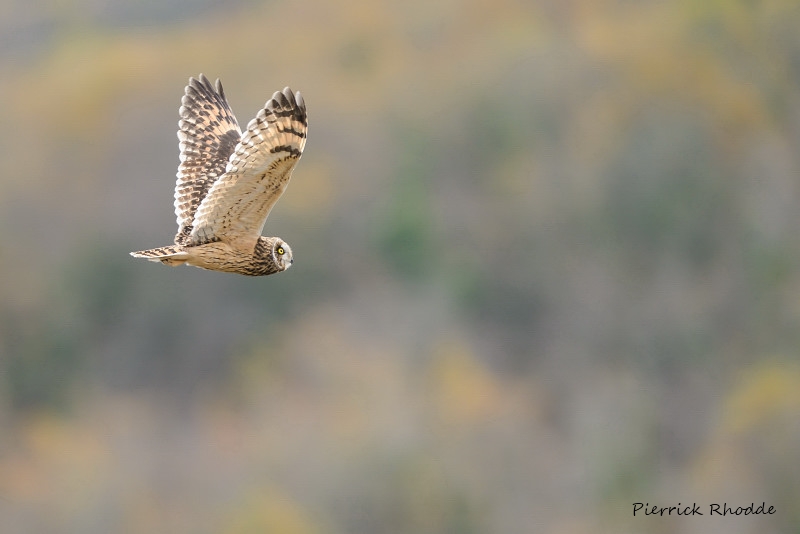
[188,87,307,246]
[173,74,242,245]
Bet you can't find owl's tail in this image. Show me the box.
[130,245,189,266]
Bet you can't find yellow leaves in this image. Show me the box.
[720,361,800,435]
[428,337,502,429]
[577,0,679,64]
[575,0,773,134]
[0,412,109,506]
[222,487,321,534]
[692,360,800,494]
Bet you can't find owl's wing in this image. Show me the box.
[173,74,242,245]
[188,87,307,246]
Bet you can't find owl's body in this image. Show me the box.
[131,74,307,276]
[131,236,292,276]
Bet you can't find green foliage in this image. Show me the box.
[3,242,139,410]
[603,106,729,269]
[373,128,438,281]
[5,318,81,412]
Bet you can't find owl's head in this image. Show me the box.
[253,236,294,275]
[272,238,294,271]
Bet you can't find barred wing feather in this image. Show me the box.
[173,74,241,244]
[189,87,307,246]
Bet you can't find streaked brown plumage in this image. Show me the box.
[131,74,307,276]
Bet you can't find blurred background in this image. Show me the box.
[1,0,799,532]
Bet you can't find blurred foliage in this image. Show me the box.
[1,0,799,532]
[373,127,438,281]
[222,488,321,534]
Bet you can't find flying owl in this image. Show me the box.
[130,74,307,276]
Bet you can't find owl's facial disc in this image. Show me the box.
[273,239,293,270]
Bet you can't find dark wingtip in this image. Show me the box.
[272,90,287,107]
[282,86,296,105]
[187,73,225,99]
[262,86,307,120]
[187,74,205,93]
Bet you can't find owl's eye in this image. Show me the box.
[277,247,285,255]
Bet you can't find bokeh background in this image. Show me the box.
[1,0,799,532]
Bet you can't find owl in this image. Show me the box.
[131,74,307,276]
